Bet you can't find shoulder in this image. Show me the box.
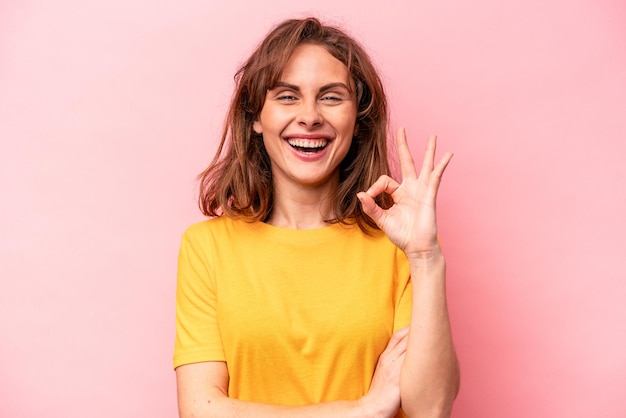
[182,216,248,240]
[178,217,258,268]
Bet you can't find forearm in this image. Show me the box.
[177,361,398,418]
[180,388,370,418]
[400,248,460,417]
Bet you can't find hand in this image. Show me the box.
[360,327,409,418]
[357,128,452,259]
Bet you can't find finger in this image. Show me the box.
[429,151,454,192]
[433,151,453,179]
[365,175,400,198]
[384,327,410,353]
[357,192,386,226]
[392,326,410,340]
[418,134,437,180]
[396,128,418,179]
[380,330,409,362]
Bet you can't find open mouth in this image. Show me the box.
[286,138,329,153]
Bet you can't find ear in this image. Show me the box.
[353,122,359,137]
[253,120,263,134]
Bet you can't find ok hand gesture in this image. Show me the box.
[357,128,453,260]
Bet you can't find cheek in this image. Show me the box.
[256,107,290,134]
[338,114,358,136]
[335,105,357,131]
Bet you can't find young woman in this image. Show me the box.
[174,17,460,418]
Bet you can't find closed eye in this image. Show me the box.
[277,94,298,101]
[320,94,345,103]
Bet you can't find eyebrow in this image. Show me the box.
[271,81,353,93]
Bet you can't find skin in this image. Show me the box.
[177,43,460,418]
[176,329,409,418]
[358,129,460,417]
[252,43,357,230]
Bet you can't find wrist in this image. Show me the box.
[357,394,378,418]
[405,244,444,263]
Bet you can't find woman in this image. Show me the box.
[174,17,459,418]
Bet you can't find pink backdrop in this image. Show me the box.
[1,1,625,417]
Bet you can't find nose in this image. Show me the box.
[297,99,324,128]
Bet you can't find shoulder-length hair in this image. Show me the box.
[198,17,393,232]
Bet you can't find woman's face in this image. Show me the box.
[253,43,358,193]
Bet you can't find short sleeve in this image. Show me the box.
[173,229,225,369]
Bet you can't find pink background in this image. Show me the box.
[1,0,625,417]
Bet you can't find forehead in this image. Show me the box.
[278,43,351,86]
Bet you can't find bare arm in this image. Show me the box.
[176,362,363,418]
[401,250,459,418]
[358,129,460,417]
[176,328,410,418]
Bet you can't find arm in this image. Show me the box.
[176,328,410,418]
[176,361,362,418]
[401,248,459,418]
[358,129,460,417]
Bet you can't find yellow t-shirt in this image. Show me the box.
[174,216,411,407]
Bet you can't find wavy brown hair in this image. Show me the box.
[198,17,393,231]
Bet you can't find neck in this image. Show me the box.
[267,183,337,230]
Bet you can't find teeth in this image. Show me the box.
[287,138,328,149]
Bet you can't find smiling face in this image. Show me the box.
[252,43,358,194]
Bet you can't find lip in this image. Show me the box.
[282,133,333,162]
[283,133,333,140]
